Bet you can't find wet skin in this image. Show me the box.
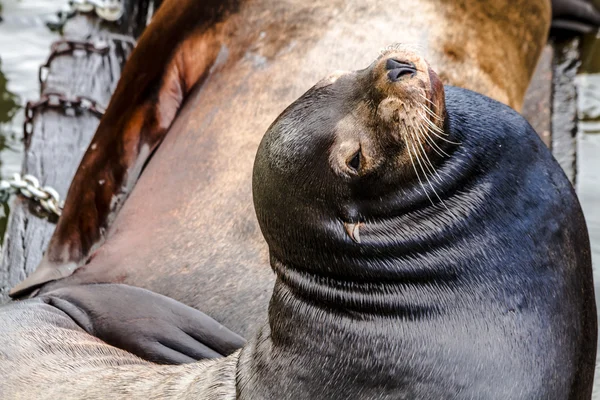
[10,0,559,340]
[1,49,596,399]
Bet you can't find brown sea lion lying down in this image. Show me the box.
[12,0,556,339]
[2,49,596,399]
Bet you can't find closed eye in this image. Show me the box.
[348,150,361,171]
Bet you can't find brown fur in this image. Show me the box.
[13,0,551,338]
[1,49,446,399]
[0,299,238,399]
[3,47,593,398]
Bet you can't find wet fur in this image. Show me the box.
[2,82,594,398]
[12,0,555,340]
[0,299,238,399]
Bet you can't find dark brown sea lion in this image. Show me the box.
[2,49,595,399]
[11,0,555,338]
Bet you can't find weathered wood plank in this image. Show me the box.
[0,11,143,302]
[551,37,581,184]
[522,45,554,147]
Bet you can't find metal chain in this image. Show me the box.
[69,0,124,22]
[39,39,110,86]
[0,174,63,217]
[8,2,127,220]
[50,0,123,28]
[23,92,106,139]
[5,2,125,221]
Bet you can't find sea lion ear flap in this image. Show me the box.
[427,66,447,128]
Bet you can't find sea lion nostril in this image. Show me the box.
[385,59,416,71]
[385,59,416,82]
[388,68,416,82]
[385,58,407,70]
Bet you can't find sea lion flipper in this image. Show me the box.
[41,283,246,364]
[18,0,232,295]
[551,0,600,32]
[9,260,77,298]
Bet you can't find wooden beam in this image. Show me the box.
[0,4,153,302]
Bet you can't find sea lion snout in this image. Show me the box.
[385,58,417,82]
[372,49,446,120]
[327,50,451,181]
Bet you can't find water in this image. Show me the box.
[1,0,600,394]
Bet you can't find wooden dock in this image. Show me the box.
[0,2,153,302]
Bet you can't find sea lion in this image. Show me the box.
[2,49,595,399]
[9,0,554,338]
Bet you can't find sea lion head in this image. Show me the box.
[253,45,459,281]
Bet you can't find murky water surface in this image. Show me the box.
[1,0,600,394]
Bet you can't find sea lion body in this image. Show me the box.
[1,51,595,398]
[0,299,238,399]
[12,0,554,338]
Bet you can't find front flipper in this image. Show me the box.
[41,283,246,364]
[9,0,236,298]
[551,0,600,33]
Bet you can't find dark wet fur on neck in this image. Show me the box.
[244,86,597,400]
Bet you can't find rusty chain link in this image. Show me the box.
[39,39,110,85]
[7,2,132,221]
[11,1,134,220]
[23,92,106,139]
[39,36,136,88]
[0,174,63,217]
[48,0,124,30]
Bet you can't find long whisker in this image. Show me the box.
[415,125,448,203]
[427,126,462,145]
[408,131,446,207]
[416,109,445,133]
[409,127,441,184]
[417,111,461,145]
[412,123,444,184]
[418,123,451,158]
[400,114,434,205]
[418,92,438,108]
[406,139,434,206]
[418,95,448,126]
[419,102,443,122]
